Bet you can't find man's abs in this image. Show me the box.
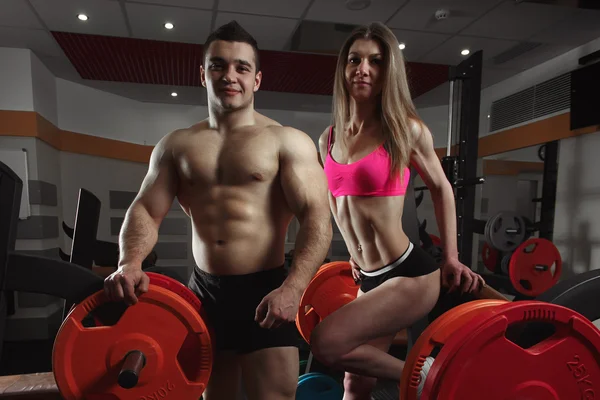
[177,187,290,275]
[169,121,293,275]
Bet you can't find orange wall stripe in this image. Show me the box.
[478,113,600,158]
[34,113,62,148]
[483,159,544,176]
[59,130,152,163]
[0,111,153,163]
[1,110,599,164]
[0,110,38,137]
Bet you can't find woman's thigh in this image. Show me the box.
[314,269,440,350]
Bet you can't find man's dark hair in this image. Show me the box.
[203,20,261,72]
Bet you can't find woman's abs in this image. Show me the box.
[331,195,410,271]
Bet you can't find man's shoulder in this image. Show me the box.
[162,120,211,143]
[266,124,312,144]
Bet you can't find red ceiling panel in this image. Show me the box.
[51,31,449,98]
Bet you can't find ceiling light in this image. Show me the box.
[164,22,174,30]
[345,0,371,11]
[461,49,470,56]
[399,43,406,50]
[171,92,178,97]
[77,14,88,21]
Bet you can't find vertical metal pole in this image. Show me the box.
[540,140,558,241]
[446,80,455,157]
[456,51,483,268]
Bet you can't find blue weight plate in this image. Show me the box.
[297,373,343,399]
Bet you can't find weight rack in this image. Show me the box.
[440,50,485,267]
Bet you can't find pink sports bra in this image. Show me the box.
[323,126,410,198]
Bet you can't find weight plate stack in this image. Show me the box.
[485,212,527,252]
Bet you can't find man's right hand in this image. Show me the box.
[349,257,362,283]
[104,265,150,305]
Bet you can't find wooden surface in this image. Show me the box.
[0,373,61,399]
[476,285,510,301]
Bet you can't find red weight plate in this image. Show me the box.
[482,242,499,272]
[53,284,213,400]
[430,234,441,246]
[400,299,507,400]
[146,272,214,346]
[296,262,359,344]
[147,272,202,312]
[421,301,600,400]
[509,238,562,297]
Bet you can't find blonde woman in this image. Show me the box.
[312,22,484,399]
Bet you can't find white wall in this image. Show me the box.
[55,79,331,146]
[30,53,58,127]
[418,105,450,148]
[554,131,600,278]
[56,79,202,145]
[0,48,33,112]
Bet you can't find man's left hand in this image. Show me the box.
[255,284,302,329]
[441,258,485,294]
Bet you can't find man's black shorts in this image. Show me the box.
[187,265,301,354]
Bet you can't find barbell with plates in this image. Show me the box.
[420,301,600,399]
[296,262,600,400]
[484,211,527,252]
[400,299,507,400]
[53,272,214,400]
[481,237,563,297]
[508,237,562,297]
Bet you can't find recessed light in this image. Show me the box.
[77,14,88,21]
[171,92,178,97]
[164,22,174,30]
[399,43,406,50]
[461,49,470,56]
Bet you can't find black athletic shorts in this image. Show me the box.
[359,242,440,293]
[187,265,301,354]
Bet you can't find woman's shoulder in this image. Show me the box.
[318,125,333,148]
[407,117,427,143]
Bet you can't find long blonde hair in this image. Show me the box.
[332,22,420,178]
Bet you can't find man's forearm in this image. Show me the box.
[284,212,333,293]
[431,182,459,262]
[118,202,160,269]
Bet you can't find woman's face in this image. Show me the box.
[345,38,384,102]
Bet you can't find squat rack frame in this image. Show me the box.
[441,50,485,268]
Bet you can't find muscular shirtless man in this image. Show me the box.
[103,21,332,400]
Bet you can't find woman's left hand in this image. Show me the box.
[441,258,485,294]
